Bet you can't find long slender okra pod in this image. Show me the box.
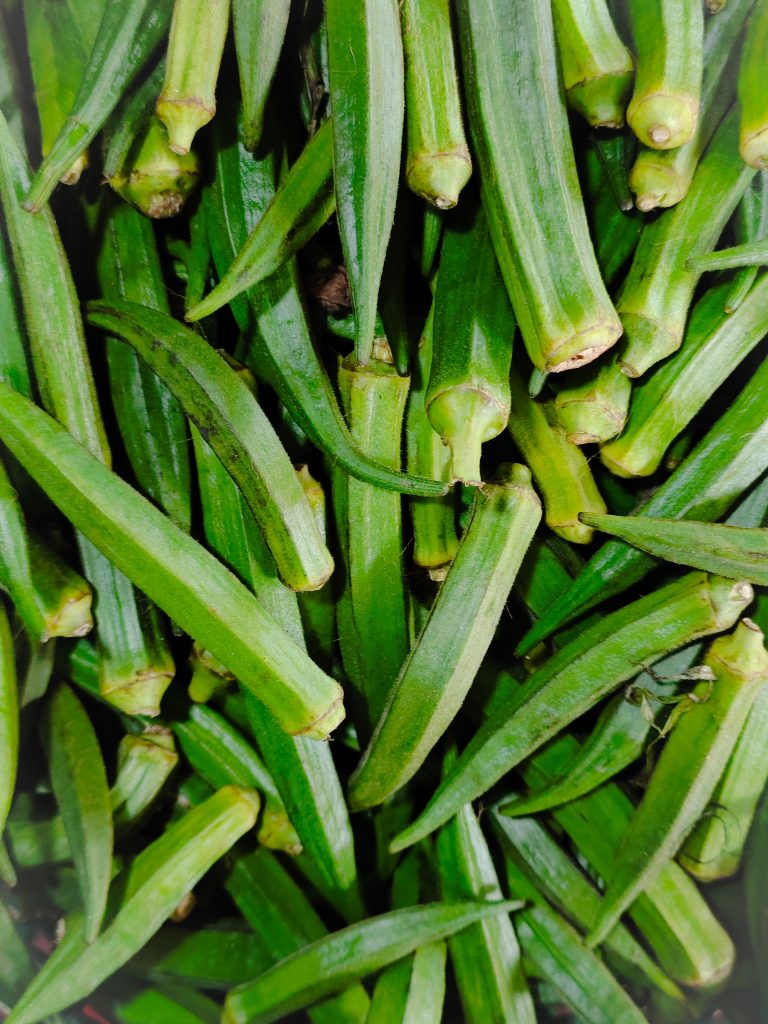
[589,620,768,947]
[507,364,607,544]
[391,572,751,850]
[348,465,540,811]
[687,237,768,272]
[325,0,404,365]
[0,217,31,399]
[0,603,17,843]
[427,200,513,484]
[233,0,290,151]
[456,0,622,372]
[401,0,472,208]
[739,0,768,168]
[552,0,634,128]
[23,0,173,212]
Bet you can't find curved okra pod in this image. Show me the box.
[7,786,260,1024]
[348,464,540,811]
[87,300,333,593]
[391,572,751,851]
[427,200,513,485]
[589,620,768,947]
[507,364,606,544]
[233,0,291,151]
[618,105,755,378]
[552,0,634,128]
[23,0,173,212]
[456,0,622,372]
[0,383,345,740]
[552,356,631,444]
[325,0,404,365]
[401,0,472,208]
[0,603,17,843]
[739,0,768,168]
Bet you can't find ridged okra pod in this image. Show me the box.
[589,619,768,947]
[739,0,768,168]
[401,0,472,208]
[617,105,755,377]
[325,0,404,365]
[724,171,768,311]
[233,0,291,151]
[552,356,631,444]
[348,464,540,811]
[552,0,634,128]
[391,572,751,851]
[456,0,622,372]
[427,200,513,485]
[507,364,607,544]
[0,603,17,843]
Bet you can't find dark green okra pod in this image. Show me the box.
[232,0,291,151]
[0,603,17,845]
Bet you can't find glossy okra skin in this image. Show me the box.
[232,0,291,151]
[739,0,768,168]
[456,0,622,372]
[401,0,472,208]
[348,464,541,811]
[552,0,634,128]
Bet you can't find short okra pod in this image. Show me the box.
[108,732,178,833]
[457,0,622,372]
[552,356,632,444]
[348,464,541,811]
[325,0,404,365]
[507,364,607,544]
[739,0,768,168]
[0,602,18,844]
[589,619,768,947]
[109,116,201,219]
[401,0,472,208]
[552,0,634,128]
[391,572,751,851]
[233,0,291,151]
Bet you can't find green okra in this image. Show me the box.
[589,619,768,947]
[378,186,413,376]
[629,0,749,210]
[233,0,290,151]
[679,681,768,880]
[552,0,634,128]
[739,0,768,168]
[130,925,271,988]
[427,200,513,484]
[23,535,94,641]
[114,985,220,1024]
[326,0,404,365]
[391,572,751,851]
[23,0,173,212]
[334,350,410,738]
[109,116,201,219]
[618,105,755,378]
[0,894,34,1005]
[0,15,24,150]
[204,110,445,498]
[517,347,768,654]
[579,139,642,286]
[625,0,703,149]
[102,58,165,181]
[593,131,634,211]
[7,786,260,1024]
[712,169,768,311]
[109,731,178,832]
[187,118,335,321]
[420,205,443,279]
[0,383,345,740]
[0,218,31,399]
[457,0,622,373]
[41,683,113,944]
[507,364,607,544]
[582,512,768,585]
[222,901,521,1024]
[552,356,631,444]
[0,603,17,844]
[293,467,336,671]
[88,300,333,593]
[156,0,230,155]
[687,236,768,272]
[348,464,540,811]
[401,0,472,208]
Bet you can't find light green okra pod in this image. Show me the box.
[739,0,768,168]
[552,356,631,445]
[0,603,17,845]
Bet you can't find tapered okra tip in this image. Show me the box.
[427,388,509,485]
[627,95,698,151]
[406,150,472,210]
[740,128,768,170]
[294,689,345,742]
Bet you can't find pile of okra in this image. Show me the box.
[3,0,768,1021]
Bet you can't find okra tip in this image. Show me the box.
[555,393,628,446]
[740,129,768,171]
[617,313,679,378]
[427,387,510,485]
[155,97,214,158]
[100,668,175,718]
[629,159,683,212]
[568,70,633,130]
[708,578,754,629]
[545,318,623,374]
[44,589,94,641]
[406,149,473,210]
[627,94,698,151]
[292,687,346,742]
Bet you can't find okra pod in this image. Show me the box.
[420,205,443,279]
[325,0,404,364]
[109,731,178,833]
[457,0,622,372]
[132,924,269,988]
[552,356,631,444]
[0,603,17,843]
[738,0,768,168]
[114,986,220,1024]
[579,139,642,286]
[552,0,634,128]
[0,383,345,740]
[23,0,173,212]
[22,535,94,642]
[233,0,290,151]
[391,572,751,850]
[348,464,540,811]
[109,116,201,219]
[0,212,31,399]
[427,200,513,484]
[687,236,768,272]
[507,364,607,544]
[401,0,472,208]
[156,0,230,155]
[589,619,768,947]
[0,894,33,1005]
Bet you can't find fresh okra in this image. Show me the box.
[109,116,201,219]
[113,985,220,1024]
[738,0,768,168]
[579,138,642,286]
[420,205,443,279]
[552,356,631,445]
[0,603,17,844]
[401,0,472,208]
[232,0,290,151]
[686,236,768,272]
[589,620,768,947]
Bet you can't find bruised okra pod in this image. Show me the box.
[456,0,622,372]
[348,464,540,811]
[427,200,513,484]
[589,620,768,947]
[233,0,290,151]
[507,364,607,544]
[739,0,768,168]
[552,0,634,128]
[552,356,631,444]
[401,0,472,208]
[391,572,751,851]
